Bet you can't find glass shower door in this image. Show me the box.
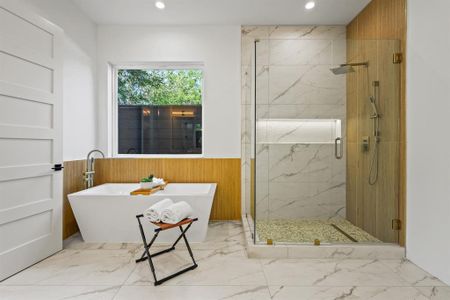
[253,37,347,245]
[346,39,402,244]
[252,37,402,245]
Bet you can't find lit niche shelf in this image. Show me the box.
[256,119,342,145]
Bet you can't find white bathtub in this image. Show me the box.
[68,183,217,243]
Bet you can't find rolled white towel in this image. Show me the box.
[143,198,173,223]
[153,177,165,185]
[161,201,193,224]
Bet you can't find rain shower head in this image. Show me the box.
[331,65,355,75]
[330,62,369,75]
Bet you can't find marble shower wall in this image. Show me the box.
[241,26,346,221]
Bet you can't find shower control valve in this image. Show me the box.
[362,136,370,152]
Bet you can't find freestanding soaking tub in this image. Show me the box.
[68,183,217,243]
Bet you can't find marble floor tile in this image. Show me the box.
[125,252,266,286]
[380,259,447,287]
[188,221,246,251]
[261,258,408,286]
[64,233,141,252]
[115,285,271,300]
[268,286,428,300]
[0,285,119,300]
[1,222,448,300]
[131,221,246,254]
[416,286,450,299]
[1,250,136,286]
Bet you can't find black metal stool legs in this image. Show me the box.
[135,215,198,286]
[136,215,159,283]
[179,225,197,267]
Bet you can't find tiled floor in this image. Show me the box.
[256,219,380,244]
[0,221,449,300]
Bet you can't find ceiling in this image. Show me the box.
[72,0,371,26]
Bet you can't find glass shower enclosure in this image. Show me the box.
[247,37,401,245]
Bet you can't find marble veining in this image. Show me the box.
[268,25,346,40]
[1,222,447,299]
[269,39,333,65]
[241,26,347,223]
[269,65,345,105]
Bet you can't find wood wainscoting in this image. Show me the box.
[63,160,86,239]
[62,158,241,239]
[63,158,241,239]
[94,158,241,221]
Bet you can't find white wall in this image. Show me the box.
[406,0,450,285]
[19,0,98,161]
[97,25,241,158]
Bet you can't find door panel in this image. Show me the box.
[0,95,53,128]
[0,0,63,281]
[0,139,53,167]
[0,7,54,62]
[0,52,54,93]
[0,175,52,210]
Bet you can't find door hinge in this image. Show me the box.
[393,53,403,64]
[52,164,64,171]
[392,219,402,230]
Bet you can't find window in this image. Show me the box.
[114,66,203,156]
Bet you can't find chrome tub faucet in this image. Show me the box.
[84,149,105,188]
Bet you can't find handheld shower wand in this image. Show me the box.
[369,95,380,140]
[369,96,378,116]
[369,81,380,185]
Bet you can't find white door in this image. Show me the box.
[0,0,63,280]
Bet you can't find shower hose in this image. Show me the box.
[368,139,379,185]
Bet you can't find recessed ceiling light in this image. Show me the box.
[155,1,165,10]
[305,1,315,10]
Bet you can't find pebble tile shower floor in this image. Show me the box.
[255,219,381,244]
[0,221,448,299]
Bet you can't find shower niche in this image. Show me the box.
[257,119,342,145]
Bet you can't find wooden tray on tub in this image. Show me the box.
[130,182,168,196]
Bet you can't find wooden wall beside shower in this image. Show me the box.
[346,0,406,245]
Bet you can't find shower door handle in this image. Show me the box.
[335,137,343,159]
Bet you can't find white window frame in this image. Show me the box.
[111,62,205,158]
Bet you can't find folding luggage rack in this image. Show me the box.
[135,214,199,286]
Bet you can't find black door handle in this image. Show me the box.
[52,164,64,171]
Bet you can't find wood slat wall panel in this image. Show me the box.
[94,158,241,221]
[62,158,241,239]
[63,160,85,239]
[346,0,406,245]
